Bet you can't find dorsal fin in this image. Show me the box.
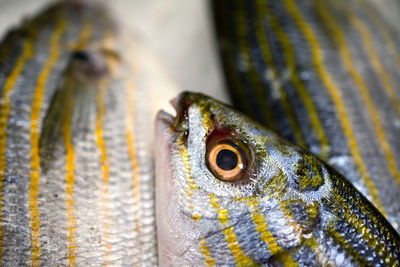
[39,49,109,172]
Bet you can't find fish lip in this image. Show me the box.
[155,110,180,144]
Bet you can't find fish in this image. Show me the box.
[211,0,400,232]
[155,91,400,266]
[2,0,399,266]
[0,1,178,265]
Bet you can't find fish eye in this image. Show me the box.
[206,139,252,182]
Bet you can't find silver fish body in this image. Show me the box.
[0,1,177,265]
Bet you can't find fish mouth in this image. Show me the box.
[156,91,193,134]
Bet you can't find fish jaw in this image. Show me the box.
[155,110,174,265]
[155,110,195,266]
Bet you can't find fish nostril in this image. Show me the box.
[70,50,110,80]
[72,50,91,61]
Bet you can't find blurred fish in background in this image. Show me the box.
[0,0,228,104]
[212,0,400,233]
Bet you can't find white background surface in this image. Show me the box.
[0,0,229,102]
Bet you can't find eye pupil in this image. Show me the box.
[216,149,238,171]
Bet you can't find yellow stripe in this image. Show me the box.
[62,88,77,267]
[247,199,298,266]
[347,12,400,188]
[121,35,144,264]
[95,78,112,264]
[253,0,306,148]
[74,17,93,51]
[29,20,66,267]
[237,0,305,146]
[217,2,257,121]
[63,18,93,267]
[176,136,201,220]
[350,10,400,118]
[199,238,216,266]
[358,1,400,80]
[262,0,329,159]
[125,68,141,233]
[94,28,120,265]
[247,199,282,255]
[312,1,390,212]
[0,34,35,264]
[209,194,259,267]
[277,199,328,266]
[235,2,278,132]
[285,0,385,214]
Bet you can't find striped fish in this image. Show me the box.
[0,1,177,265]
[212,0,400,233]
[155,92,400,266]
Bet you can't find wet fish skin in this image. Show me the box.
[212,0,400,232]
[0,1,179,265]
[155,92,400,266]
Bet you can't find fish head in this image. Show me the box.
[155,92,332,265]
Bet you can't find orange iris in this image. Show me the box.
[207,140,251,182]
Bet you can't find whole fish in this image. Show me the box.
[0,1,178,265]
[155,92,400,266]
[212,0,400,232]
